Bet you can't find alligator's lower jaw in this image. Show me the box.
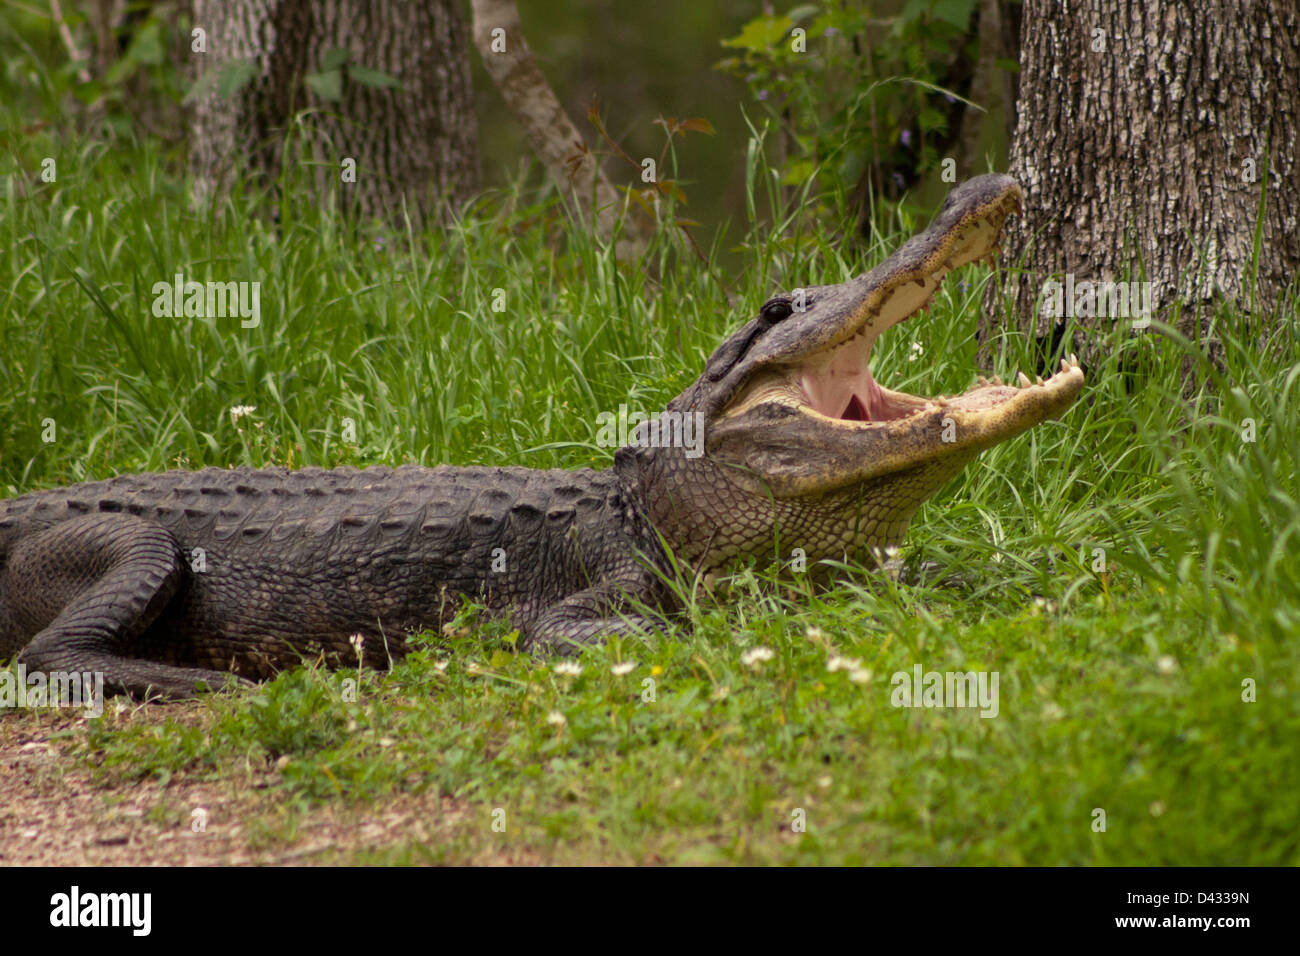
[800,356,1086,447]
[707,354,1085,499]
[799,354,1086,434]
[725,324,1085,445]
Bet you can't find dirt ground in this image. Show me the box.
[0,709,530,866]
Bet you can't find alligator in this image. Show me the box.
[0,174,1084,699]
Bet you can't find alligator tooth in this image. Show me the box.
[1069,352,1079,366]
[992,375,1003,386]
[978,376,990,386]
[1035,375,1044,385]
[1060,358,1069,374]
[1017,372,1032,388]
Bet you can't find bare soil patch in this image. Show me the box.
[0,709,532,866]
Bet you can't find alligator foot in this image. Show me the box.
[6,513,240,700]
[519,584,668,655]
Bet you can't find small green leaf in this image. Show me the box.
[721,15,795,52]
[901,0,929,22]
[348,64,400,90]
[918,106,947,133]
[216,60,258,100]
[932,0,978,29]
[182,69,217,104]
[321,47,350,71]
[103,55,137,87]
[128,20,165,65]
[305,69,342,101]
[72,80,103,105]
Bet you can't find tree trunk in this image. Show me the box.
[189,0,478,223]
[955,0,1007,181]
[981,0,1299,369]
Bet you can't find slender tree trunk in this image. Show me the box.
[189,0,478,223]
[951,0,1019,178]
[469,0,647,257]
[981,0,1299,368]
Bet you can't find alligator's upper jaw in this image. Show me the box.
[789,348,1085,462]
[711,175,1085,495]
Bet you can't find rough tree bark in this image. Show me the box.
[980,0,1299,368]
[189,0,478,223]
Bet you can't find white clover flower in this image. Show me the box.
[611,661,636,676]
[546,711,567,726]
[805,626,824,642]
[229,405,257,423]
[908,341,924,361]
[848,668,873,685]
[826,655,862,673]
[433,660,450,673]
[741,646,775,668]
[1157,655,1177,674]
[553,661,582,676]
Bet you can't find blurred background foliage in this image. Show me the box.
[0,0,1018,258]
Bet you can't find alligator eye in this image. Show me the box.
[760,298,794,322]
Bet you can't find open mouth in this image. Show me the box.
[796,321,1082,427]
[797,319,931,423]
[728,182,1084,429]
[791,277,1085,428]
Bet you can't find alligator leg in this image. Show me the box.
[6,513,240,699]
[520,581,668,655]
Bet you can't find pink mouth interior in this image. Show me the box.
[798,332,918,423]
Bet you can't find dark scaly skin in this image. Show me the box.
[0,175,1085,699]
[0,466,668,696]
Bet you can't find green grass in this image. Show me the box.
[2,117,1298,863]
